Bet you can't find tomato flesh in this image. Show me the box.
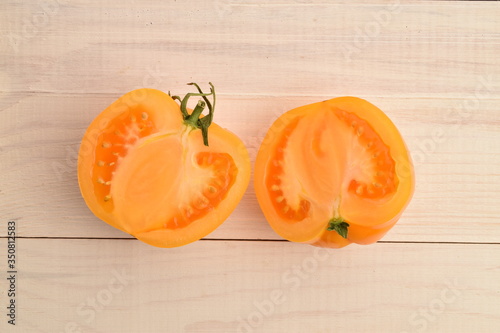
[266,118,311,221]
[92,107,158,211]
[255,97,414,248]
[78,88,250,248]
[164,152,237,229]
[335,107,398,200]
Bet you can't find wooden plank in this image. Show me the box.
[1,1,498,98]
[1,2,499,333]
[1,94,499,242]
[0,239,499,332]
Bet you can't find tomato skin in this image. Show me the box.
[78,88,250,248]
[254,97,414,248]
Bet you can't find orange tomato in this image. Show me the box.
[254,97,414,248]
[78,83,250,248]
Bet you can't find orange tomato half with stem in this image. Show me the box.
[78,83,250,248]
[254,97,414,248]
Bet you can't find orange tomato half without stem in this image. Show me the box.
[254,97,414,248]
[78,83,250,248]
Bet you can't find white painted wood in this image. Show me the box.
[1,1,498,98]
[1,239,500,333]
[1,1,499,332]
[1,94,499,242]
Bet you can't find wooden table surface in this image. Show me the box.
[1,1,499,332]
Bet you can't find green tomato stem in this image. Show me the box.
[327,218,350,239]
[171,82,216,146]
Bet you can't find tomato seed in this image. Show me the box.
[102,142,111,148]
[356,185,364,195]
[201,195,210,204]
[141,112,148,120]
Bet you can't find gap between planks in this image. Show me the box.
[0,236,499,245]
[3,91,500,100]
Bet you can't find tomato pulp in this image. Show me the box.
[254,97,414,248]
[78,84,250,248]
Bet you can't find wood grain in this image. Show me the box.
[1,239,499,333]
[1,1,499,98]
[1,94,499,242]
[1,0,499,332]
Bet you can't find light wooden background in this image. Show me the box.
[1,0,499,332]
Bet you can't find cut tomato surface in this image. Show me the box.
[78,85,250,248]
[254,97,414,248]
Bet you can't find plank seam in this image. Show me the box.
[2,91,500,100]
[0,236,499,245]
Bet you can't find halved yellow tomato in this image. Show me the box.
[78,84,250,248]
[254,97,414,248]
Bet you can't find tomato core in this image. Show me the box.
[164,152,237,229]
